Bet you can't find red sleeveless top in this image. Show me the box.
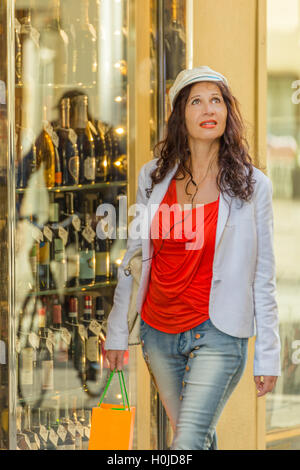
[141,177,220,333]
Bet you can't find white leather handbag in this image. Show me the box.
[123,248,143,346]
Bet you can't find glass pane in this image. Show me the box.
[266,0,300,449]
[164,0,186,120]
[0,0,9,451]
[14,0,131,450]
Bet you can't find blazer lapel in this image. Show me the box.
[215,188,232,251]
[141,162,179,262]
[141,160,232,260]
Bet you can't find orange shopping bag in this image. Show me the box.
[88,369,136,450]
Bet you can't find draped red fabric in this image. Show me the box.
[141,177,220,333]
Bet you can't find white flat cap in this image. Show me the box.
[169,66,229,111]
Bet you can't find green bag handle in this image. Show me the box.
[97,369,131,411]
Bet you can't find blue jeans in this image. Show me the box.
[140,317,248,450]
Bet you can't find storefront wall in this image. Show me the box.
[191,0,267,450]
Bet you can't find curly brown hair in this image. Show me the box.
[147,81,257,206]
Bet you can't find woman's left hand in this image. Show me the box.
[254,376,278,397]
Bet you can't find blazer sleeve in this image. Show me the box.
[104,163,149,350]
[253,176,281,376]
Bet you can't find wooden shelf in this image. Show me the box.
[16,181,127,194]
[26,280,117,297]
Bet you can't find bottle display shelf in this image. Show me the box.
[25,280,118,297]
[16,181,127,194]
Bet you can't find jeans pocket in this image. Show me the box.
[140,318,149,341]
[208,323,246,358]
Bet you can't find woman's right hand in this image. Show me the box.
[106,349,126,371]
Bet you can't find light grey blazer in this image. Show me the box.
[105,158,281,377]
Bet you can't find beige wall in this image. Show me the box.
[267,0,300,74]
[191,0,267,449]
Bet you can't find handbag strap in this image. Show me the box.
[97,369,131,411]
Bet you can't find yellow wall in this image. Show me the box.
[267,0,300,74]
[191,0,267,449]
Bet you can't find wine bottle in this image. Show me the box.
[83,295,101,382]
[19,333,38,402]
[66,296,86,378]
[95,296,105,325]
[38,0,69,86]
[16,128,36,190]
[94,193,111,282]
[63,6,76,86]
[17,0,40,85]
[36,107,57,188]
[47,403,67,451]
[164,0,186,81]
[73,0,97,86]
[41,295,51,330]
[95,296,105,379]
[31,408,48,450]
[16,407,32,450]
[22,405,41,450]
[29,241,39,293]
[49,195,68,289]
[91,119,109,182]
[15,93,38,190]
[95,235,110,282]
[38,222,52,291]
[44,410,59,450]
[52,296,69,388]
[38,410,50,450]
[115,190,128,263]
[58,408,76,450]
[29,215,42,291]
[72,94,96,184]
[65,192,80,288]
[95,121,114,182]
[18,299,40,401]
[95,194,110,282]
[79,200,96,286]
[82,409,91,449]
[105,125,126,181]
[37,306,54,392]
[67,397,83,450]
[110,191,127,278]
[76,400,89,450]
[57,98,80,186]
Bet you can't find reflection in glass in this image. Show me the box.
[38,0,69,86]
[266,0,300,449]
[164,0,186,83]
[164,0,186,123]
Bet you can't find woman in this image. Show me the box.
[104,66,281,450]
